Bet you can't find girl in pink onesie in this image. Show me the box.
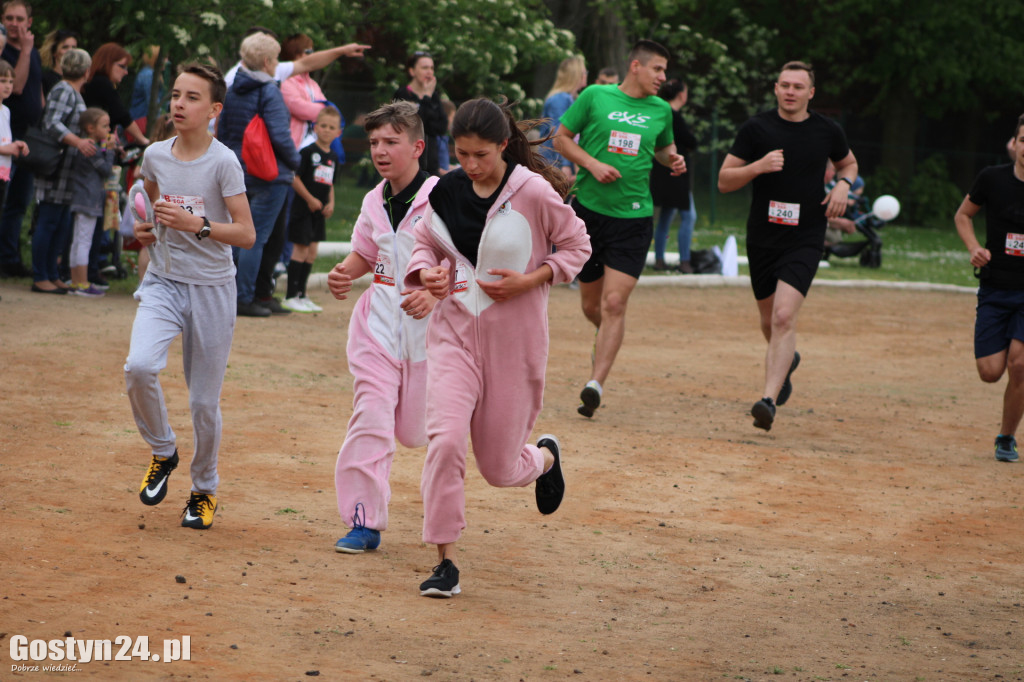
[405,98,592,597]
[326,102,440,554]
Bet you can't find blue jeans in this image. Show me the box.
[0,165,33,266]
[653,192,697,264]
[32,201,72,283]
[234,183,288,304]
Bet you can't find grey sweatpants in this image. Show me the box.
[125,273,236,495]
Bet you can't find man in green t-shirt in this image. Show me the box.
[553,39,685,419]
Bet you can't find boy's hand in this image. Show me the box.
[400,288,437,319]
[134,221,157,247]
[322,201,334,219]
[153,200,201,234]
[327,262,353,300]
[419,265,449,299]
[306,197,324,213]
[13,140,27,157]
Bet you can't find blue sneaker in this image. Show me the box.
[334,503,381,553]
[995,435,1019,462]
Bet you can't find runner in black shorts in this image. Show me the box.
[552,40,685,419]
[719,61,858,432]
[954,112,1024,463]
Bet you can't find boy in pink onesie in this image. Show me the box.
[405,98,592,597]
[327,101,439,553]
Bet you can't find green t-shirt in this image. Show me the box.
[559,84,674,218]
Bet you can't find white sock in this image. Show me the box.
[585,379,602,396]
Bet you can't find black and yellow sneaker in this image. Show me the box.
[181,492,218,529]
[139,450,178,506]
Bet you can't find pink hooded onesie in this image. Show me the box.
[404,164,592,545]
[335,175,440,531]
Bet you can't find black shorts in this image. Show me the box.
[747,244,822,300]
[288,211,325,246]
[975,286,1024,358]
[572,198,653,283]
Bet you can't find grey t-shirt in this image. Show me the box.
[139,137,247,285]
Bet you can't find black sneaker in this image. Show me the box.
[419,558,461,598]
[139,450,179,506]
[776,351,801,406]
[751,397,776,432]
[995,435,1019,462]
[256,296,291,315]
[577,381,601,418]
[237,301,271,317]
[535,435,564,515]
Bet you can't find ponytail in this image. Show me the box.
[452,97,572,199]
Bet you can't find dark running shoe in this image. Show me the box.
[139,450,179,506]
[256,296,292,315]
[776,351,801,406]
[995,435,1019,462]
[419,558,461,598]
[237,301,271,317]
[535,435,564,515]
[751,397,776,432]
[577,381,601,418]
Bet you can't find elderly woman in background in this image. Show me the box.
[218,32,300,317]
[82,42,150,146]
[30,47,93,294]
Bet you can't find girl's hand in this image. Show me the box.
[327,262,353,300]
[134,220,157,247]
[478,269,534,302]
[400,288,437,319]
[322,201,335,219]
[13,140,28,157]
[419,265,449,299]
[306,197,324,213]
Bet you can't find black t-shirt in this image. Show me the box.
[83,73,133,130]
[383,170,430,231]
[290,142,338,220]
[428,164,514,267]
[969,164,1024,278]
[1,44,42,136]
[730,109,850,249]
[651,108,698,207]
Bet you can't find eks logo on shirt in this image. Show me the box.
[606,111,652,129]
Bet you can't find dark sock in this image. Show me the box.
[299,261,313,298]
[286,260,302,299]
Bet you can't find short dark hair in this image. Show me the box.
[657,78,686,102]
[406,51,432,71]
[177,62,226,104]
[1015,113,1024,139]
[779,60,815,87]
[598,66,618,80]
[316,105,342,124]
[628,40,669,66]
[367,100,424,141]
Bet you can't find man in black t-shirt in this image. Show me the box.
[954,113,1024,463]
[719,61,858,431]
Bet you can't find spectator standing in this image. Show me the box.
[128,45,162,136]
[651,79,698,272]
[393,52,447,176]
[0,0,42,279]
[39,28,77,96]
[29,47,93,294]
[217,32,300,317]
[67,107,114,297]
[538,55,586,181]
[83,43,151,147]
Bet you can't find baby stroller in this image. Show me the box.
[823,194,900,268]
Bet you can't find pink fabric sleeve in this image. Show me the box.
[404,208,447,290]
[532,179,592,284]
[281,75,326,148]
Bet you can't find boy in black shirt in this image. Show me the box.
[283,106,341,312]
[954,113,1024,462]
[719,61,858,432]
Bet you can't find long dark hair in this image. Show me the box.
[451,97,571,198]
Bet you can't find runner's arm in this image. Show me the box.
[823,152,859,218]
[717,152,782,193]
[551,124,621,184]
[954,195,990,267]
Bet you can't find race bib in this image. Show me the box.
[314,163,334,185]
[1005,233,1024,257]
[452,262,468,293]
[373,253,395,286]
[162,194,206,217]
[768,200,799,226]
[607,130,640,156]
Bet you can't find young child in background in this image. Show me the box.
[326,101,438,553]
[120,113,174,282]
[406,98,591,597]
[68,107,115,297]
[282,106,341,312]
[127,63,254,531]
[0,59,29,185]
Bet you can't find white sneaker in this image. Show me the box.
[282,296,312,312]
[300,296,322,312]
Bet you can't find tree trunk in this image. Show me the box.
[880,88,918,189]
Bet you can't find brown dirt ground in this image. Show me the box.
[2,277,1023,682]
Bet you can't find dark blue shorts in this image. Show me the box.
[572,199,653,283]
[746,244,822,301]
[975,286,1024,358]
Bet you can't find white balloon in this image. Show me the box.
[872,195,900,221]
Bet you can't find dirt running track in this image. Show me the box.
[1,277,1022,681]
